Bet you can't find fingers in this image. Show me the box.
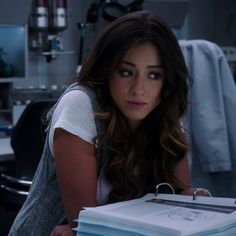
[180,187,212,197]
[50,224,74,236]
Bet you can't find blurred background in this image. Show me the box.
[0,0,236,235]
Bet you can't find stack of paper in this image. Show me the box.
[74,193,236,236]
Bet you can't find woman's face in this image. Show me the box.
[109,42,164,130]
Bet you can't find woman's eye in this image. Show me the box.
[148,71,162,80]
[118,68,133,77]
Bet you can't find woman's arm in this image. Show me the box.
[174,155,191,189]
[54,128,97,227]
[174,156,210,196]
[173,155,196,195]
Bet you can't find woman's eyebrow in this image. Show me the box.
[121,60,163,68]
[147,65,163,68]
[121,60,135,67]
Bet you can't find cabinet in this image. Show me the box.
[0,83,12,137]
[0,24,28,82]
[0,25,27,130]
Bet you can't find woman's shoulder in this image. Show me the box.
[64,83,96,99]
[45,85,93,122]
[57,87,93,112]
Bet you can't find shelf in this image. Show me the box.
[29,51,78,56]
[0,77,26,83]
[0,109,11,113]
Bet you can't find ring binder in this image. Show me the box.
[155,183,212,201]
[76,185,236,235]
[192,188,212,200]
[155,182,175,196]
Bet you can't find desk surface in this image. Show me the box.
[0,137,14,161]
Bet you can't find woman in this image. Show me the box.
[9,11,191,236]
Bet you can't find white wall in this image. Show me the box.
[0,0,93,89]
[1,0,235,89]
[186,0,236,46]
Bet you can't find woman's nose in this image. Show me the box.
[130,77,145,95]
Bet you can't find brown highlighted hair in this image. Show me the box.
[77,11,189,203]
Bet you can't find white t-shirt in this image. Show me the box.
[49,89,97,156]
[48,89,111,205]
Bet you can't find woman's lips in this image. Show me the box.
[127,101,147,108]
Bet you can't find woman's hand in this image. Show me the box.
[180,187,212,197]
[50,224,74,236]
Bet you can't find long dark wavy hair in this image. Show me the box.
[77,11,189,203]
